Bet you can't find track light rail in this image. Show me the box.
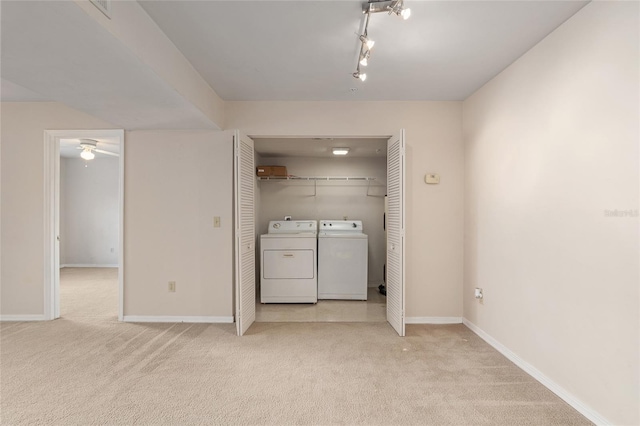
[353,0,411,81]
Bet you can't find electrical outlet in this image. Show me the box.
[214,216,221,228]
[168,281,176,292]
[110,247,114,253]
[474,287,483,300]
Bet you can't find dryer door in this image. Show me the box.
[263,250,315,279]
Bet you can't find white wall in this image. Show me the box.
[60,157,119,266]
[463,2,639,424]
[257,156,387,285]
[227,101,464,320]
[0,103,117,317]
[123,130,234,319]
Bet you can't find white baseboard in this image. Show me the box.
[462,318,609,426]
[61,264,118,268]
[123,315,234,324]
[0,315,47,321]
[405,316,462,324]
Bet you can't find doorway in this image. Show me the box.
[234,132,405,336]
[44,129,125,321]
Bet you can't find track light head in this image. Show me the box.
[359,35,375,50]
[353,71,367,82]
[366,0,411,19]
[388,0,410,19]
[359,51,370,66]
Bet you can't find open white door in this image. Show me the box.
[234,131,256,336]
[386,130,406,336]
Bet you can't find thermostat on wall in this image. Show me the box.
[425,173,440,184]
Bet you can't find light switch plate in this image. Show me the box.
[214,216,221,227]
[425,174,440,184]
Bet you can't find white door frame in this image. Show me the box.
[247,132,405,335]
[43,129,125,321]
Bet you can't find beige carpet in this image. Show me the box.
[1,268,591,425]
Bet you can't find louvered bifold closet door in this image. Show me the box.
[386,130,406,337]
[234,132,256,336]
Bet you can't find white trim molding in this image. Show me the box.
[462,318,610,426]
[0,315,47,322]
[405,316,462,324]
[123,316,234,324]
[61,264,118,268]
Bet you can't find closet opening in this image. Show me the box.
[253,137,389,323]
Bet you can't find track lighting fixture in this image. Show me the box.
[353,0,411,82]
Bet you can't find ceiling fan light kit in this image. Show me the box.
[80,148,96,160]
[76,138,119,160]
[353,0,411,82]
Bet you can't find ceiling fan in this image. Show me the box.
[77,139,119,160]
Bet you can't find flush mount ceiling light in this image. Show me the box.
[332,148,350,156]
[353,0,411,82]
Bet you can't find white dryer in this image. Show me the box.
[318,220,368,300]
[260,220,318,303]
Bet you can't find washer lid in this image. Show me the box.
[319,220,363,234]
[318,232,368,238]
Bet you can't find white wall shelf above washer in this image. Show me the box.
[257,176,385,197]
[257,176,376,182]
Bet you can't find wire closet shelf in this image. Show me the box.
[256,176,384,197]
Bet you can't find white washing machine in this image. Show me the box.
[260,220,318,303]
[318,220,368,300]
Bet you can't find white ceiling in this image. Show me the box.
[139,0,588,101]
[255,137,388,158]
[1,78,51,102]
[1,1,216,129]
[0,0,588,129]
